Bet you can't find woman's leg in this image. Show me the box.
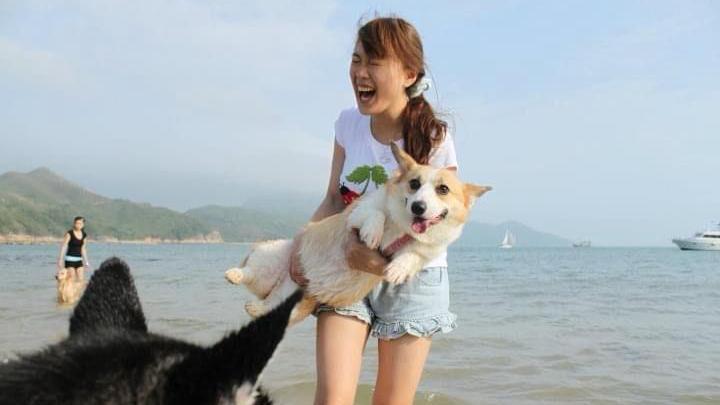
[315,312,369,405]
[62,267,74,282]
[73,266,85,282]
[372,335,432,405]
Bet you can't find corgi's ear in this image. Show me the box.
[390,142,416,173]
[463,184,492,207]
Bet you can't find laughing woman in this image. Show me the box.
[57,216,90,281]
[290,17,458,405]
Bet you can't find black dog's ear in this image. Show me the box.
[164,289,303,404]
[69,257,147,336]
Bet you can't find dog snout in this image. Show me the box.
[411,201,427,216]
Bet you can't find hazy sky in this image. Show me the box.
[1,0,718,246]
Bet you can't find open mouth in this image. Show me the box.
[411,209,448,234]
[356,85,376,104]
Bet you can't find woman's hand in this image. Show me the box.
[345,228,388,276]
[288,233,308,286]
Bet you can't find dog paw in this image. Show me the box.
[347,208,364,229]
[383,262,413,284]
[359,215,384,249]
[225,268,244,285]
[245,301,268,318]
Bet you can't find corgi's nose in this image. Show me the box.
[411,201,427,216]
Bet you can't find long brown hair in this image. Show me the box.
[357,17,447,164]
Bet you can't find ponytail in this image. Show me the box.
[402,74,446,164]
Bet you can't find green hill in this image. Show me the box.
[0,168,215,241]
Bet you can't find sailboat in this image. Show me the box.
[500,229,515,249]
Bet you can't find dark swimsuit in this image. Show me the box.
[64,230,86,269]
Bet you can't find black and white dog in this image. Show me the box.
[0,257,300,405]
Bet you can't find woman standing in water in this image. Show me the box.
[291,16,459,405]
[57,216,90,281]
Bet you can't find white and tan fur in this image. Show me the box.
[225,143,491,325]
[56,268,85,305]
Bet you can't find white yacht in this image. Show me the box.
[672,224,720,251]
[500,229,515,249]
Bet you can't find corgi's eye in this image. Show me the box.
[436,184,450,195]
[409,178,421,190]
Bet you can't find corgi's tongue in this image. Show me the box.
[412,217,432,234]
[412,211,447,234]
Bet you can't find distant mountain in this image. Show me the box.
[186,205,305,242]
[457,220,570,247]
[239,193,320,220]
[0,168,570,246]
[0,168,216,242]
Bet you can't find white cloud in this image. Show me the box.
[0,0,352,195]
[0,37,76,87]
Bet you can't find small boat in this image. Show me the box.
[500,229,515,249]
[672,224,720,251]
[573,240,592,248]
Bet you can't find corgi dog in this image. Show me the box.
[225,143,491,325]
[55,268,85,305]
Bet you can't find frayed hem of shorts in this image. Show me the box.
[370,313,457,340]
[315,305,372,325]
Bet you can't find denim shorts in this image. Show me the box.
[316,266,456,340]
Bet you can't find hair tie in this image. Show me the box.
[407,76,432,98]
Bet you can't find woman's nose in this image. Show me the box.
[353,65,369,80]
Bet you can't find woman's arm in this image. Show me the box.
[310,141,347,222]
[57,233,70,268]
[81,240,90,269]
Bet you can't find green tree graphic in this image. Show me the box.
[346,165,388,195]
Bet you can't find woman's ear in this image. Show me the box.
[404,69,419,90]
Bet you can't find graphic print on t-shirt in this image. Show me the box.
[340,164,388,205]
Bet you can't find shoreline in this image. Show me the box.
[0,233,261,246]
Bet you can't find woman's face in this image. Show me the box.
[349,41,417,116]
[74,220,84,230]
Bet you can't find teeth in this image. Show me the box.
[358,86,374,92]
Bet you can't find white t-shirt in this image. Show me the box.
[334,107,458,268]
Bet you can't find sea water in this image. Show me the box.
[1,244,718,404]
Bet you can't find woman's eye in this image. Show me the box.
[409,179,421,190]
[436,185,450,195]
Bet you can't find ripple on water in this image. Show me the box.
[270,382,470,405]
[521,385,593,402]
